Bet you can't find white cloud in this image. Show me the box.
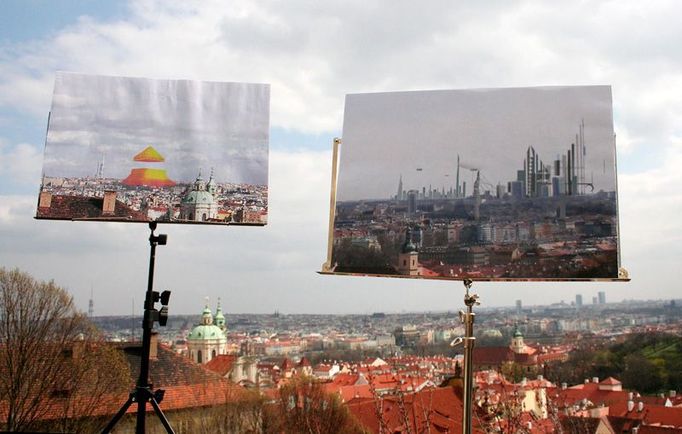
[0,0,680,142]
[0,141,43,185]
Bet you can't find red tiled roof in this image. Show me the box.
[610,401,682,428]
[560,415,615,434]
[347,386,479,434]
[324,383,375,403]
[333,373,361,386]
[204,354,237,377]
[549,383,631,409]
[473,347,512,365]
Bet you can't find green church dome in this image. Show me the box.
[182,190,214,205]
[187,324,224,340]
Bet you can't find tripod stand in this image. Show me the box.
[450,279,480,434]
[102,222,174,434]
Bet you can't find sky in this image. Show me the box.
[338,86,615,201]
[1,0,681,316]
[44,72,269,184]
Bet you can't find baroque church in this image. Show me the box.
[187,300,227,364]
[179,170,219,221]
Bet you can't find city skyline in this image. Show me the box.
[338,86,616,202]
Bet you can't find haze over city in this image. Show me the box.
[1,1,681,315]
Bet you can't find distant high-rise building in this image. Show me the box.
[496,184,505,199]
[396,174,403,201]
[598,291,606,304]
[456,154,461,198]
[517,170,525,182]
[510,181,524,200]
[552,176,562,197]
[525,146,539,197]
[473,171,481,221]
[407,190,418,214]
[515,299,522,315]
[575,294,583,307]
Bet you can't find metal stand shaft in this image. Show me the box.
[102,223,174,434]
[452,279,480,434]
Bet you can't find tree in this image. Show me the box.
[476,384,527,434]
[0,268,130,432]
[266,376,367,434]
[621,354,664,394]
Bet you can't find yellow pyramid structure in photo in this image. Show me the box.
[122,145,175,187]
[133,145,165,162]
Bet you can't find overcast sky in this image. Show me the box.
[45,72,269,184]
[1,1,681,316]
[339,86,615,201]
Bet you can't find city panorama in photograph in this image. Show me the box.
[36,72,269,225]
[331,86,620,280]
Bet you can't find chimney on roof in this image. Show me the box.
[521,377,527,386]
[150,331,159,360]
[584,378,590,384]
[671,390,677,398]
[627,401,634,412]
[592,376,599,383]
[561,383,567,390]
[38,191,53,208]
[629,392,634,400]
[103,191,117,215]
[632,427,639,434]
[637,401,644,412]
[537,374,543,381]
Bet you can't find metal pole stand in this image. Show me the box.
[451,279,480,434]
[102,222,174,434]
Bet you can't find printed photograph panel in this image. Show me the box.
[37,72,269,225]
[331,86,620,280]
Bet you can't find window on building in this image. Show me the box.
[198,350,202,363]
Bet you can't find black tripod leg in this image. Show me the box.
[149,397,176,434]
[101,394,135,433]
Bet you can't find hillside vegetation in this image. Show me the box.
[547,333,682,394]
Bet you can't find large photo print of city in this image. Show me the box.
[36,72,269,225]
[331,86,620,280]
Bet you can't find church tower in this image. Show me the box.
[206,168,217,196]
[510,326,525,354]
[397,227,419,276]
[214,298,226,332]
